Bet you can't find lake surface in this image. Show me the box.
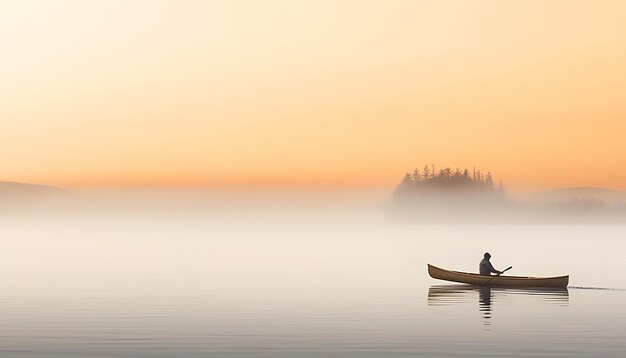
[1,200,626,357]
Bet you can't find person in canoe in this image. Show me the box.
[479,252,502,276]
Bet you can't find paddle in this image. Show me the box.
[481,266,512,286]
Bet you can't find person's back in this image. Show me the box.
[479,252,501,276]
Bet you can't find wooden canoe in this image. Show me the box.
[428,264,569,288]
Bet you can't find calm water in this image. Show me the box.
[2,208,626,357]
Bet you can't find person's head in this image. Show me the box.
[484,252,491,259]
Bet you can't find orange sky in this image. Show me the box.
[2,0,626,190]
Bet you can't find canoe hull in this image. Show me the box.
[428,264,569,288]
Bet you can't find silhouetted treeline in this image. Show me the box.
[393,165,504,195]
[387,164,626,224]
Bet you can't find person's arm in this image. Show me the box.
[488,262,501,274]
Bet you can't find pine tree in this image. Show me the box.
[412,168,421,181]
[393,173,413,197]
[423,165,431,180]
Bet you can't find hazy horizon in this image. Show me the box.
[4,177,626,194]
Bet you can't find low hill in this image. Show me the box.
[533,187,626,205]
[0,181,71,202]
[0,181,81,218]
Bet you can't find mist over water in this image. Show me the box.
[2,188,626,357]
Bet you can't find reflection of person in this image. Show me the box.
[478,286,492,324]
[479,252,501,275]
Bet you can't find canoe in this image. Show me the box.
[428,264,569,288]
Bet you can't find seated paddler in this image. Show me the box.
[479,252,502,276]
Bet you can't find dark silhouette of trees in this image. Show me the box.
[390,164,508,222]
[393,164,503,194]
[389,164,626,223]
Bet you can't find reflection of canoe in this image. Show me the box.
[428,285,569,325]
[428,264,569,288]
[428,284,569,305]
